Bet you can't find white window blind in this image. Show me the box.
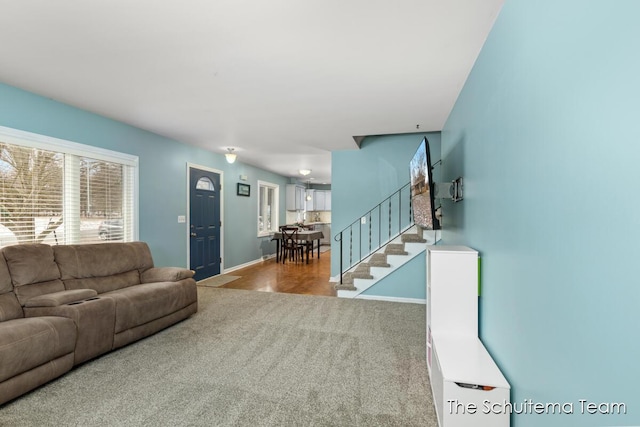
[0,126,138,247]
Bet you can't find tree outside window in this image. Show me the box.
[0,133,136,247]
[0,143,63,244]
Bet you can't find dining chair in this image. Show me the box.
[280,227,304,263]
[278,225,294,261]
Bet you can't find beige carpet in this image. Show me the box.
[197,274,241,287]
[0,288,436,426]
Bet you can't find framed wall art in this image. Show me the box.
[237,183,250,197]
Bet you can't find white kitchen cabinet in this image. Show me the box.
[427,246,510,427]
[305,190,331,211]
[321,223,331,245]
[286,184,306,211]
[304,189,313,211]
[315,191,326,211]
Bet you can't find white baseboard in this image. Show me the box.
[354,294,426,305]
[223,254,276,274]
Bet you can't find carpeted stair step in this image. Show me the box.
[340,272,355,285]
[385,243,408,255]
[335,262,373,289]
[333,282,358,291]
[352,263,374,279]
[334,279,357,291]
[369,253,390,267]
[401,232,426,243]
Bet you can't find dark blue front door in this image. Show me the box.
[189,167,221,281]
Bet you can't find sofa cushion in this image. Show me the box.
[103,280,197,334]
[0,255,23,321]
[140,267,195,283]
[0,293,23,322]
[0,253,12,295]
[61,271,140,295]
[2,244,65,306]
[0,316,76,383]
[23,289,98,308]
[2,244,61,286]
[53,242,154,294]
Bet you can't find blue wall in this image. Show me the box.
[442,1,640,426]
[331,132,440,299]
[0,82,288,269]
[362,255,427,300]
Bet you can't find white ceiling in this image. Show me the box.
[0,0,503,184]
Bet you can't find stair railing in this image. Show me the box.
[334,182,414,284]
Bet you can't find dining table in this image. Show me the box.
[272,229,324,263]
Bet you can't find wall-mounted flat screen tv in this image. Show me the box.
[410,137,440,230]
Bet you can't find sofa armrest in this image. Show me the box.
[23,289,98,307]
[140,267,195,284]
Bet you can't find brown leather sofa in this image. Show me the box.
[0,242,197,405]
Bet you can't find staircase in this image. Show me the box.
[335,225,440,298]
[332,182,444,298]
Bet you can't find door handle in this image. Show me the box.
[190,232,197,237]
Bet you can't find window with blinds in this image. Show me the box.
[0,126,138,248]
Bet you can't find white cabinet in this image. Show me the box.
[427,246,478,344]
[286,184,306,211]
[305,190,332,211]
[315,191,326,210]
[321,223,331,245]
[294,185,306,210]
[427,246,510,427]
[305,189,315,211]
[430,335,510,427]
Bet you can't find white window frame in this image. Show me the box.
[257,180,279,237]
[0,125,139,244]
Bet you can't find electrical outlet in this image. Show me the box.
[178,215,186,223]
[361,217,367,225]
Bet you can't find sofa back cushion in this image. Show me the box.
[0,253,23,321]
[0,292,23,322]
[0,252,12,296]
[2,244,66,306]
[53,242,155,294]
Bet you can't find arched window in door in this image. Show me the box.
[195,177,215,191]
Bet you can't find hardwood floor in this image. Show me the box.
[220,248,337,297]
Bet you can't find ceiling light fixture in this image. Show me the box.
[225,148,237,164]
[299,169,311,176]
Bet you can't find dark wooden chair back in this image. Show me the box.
[280,227,303,263]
